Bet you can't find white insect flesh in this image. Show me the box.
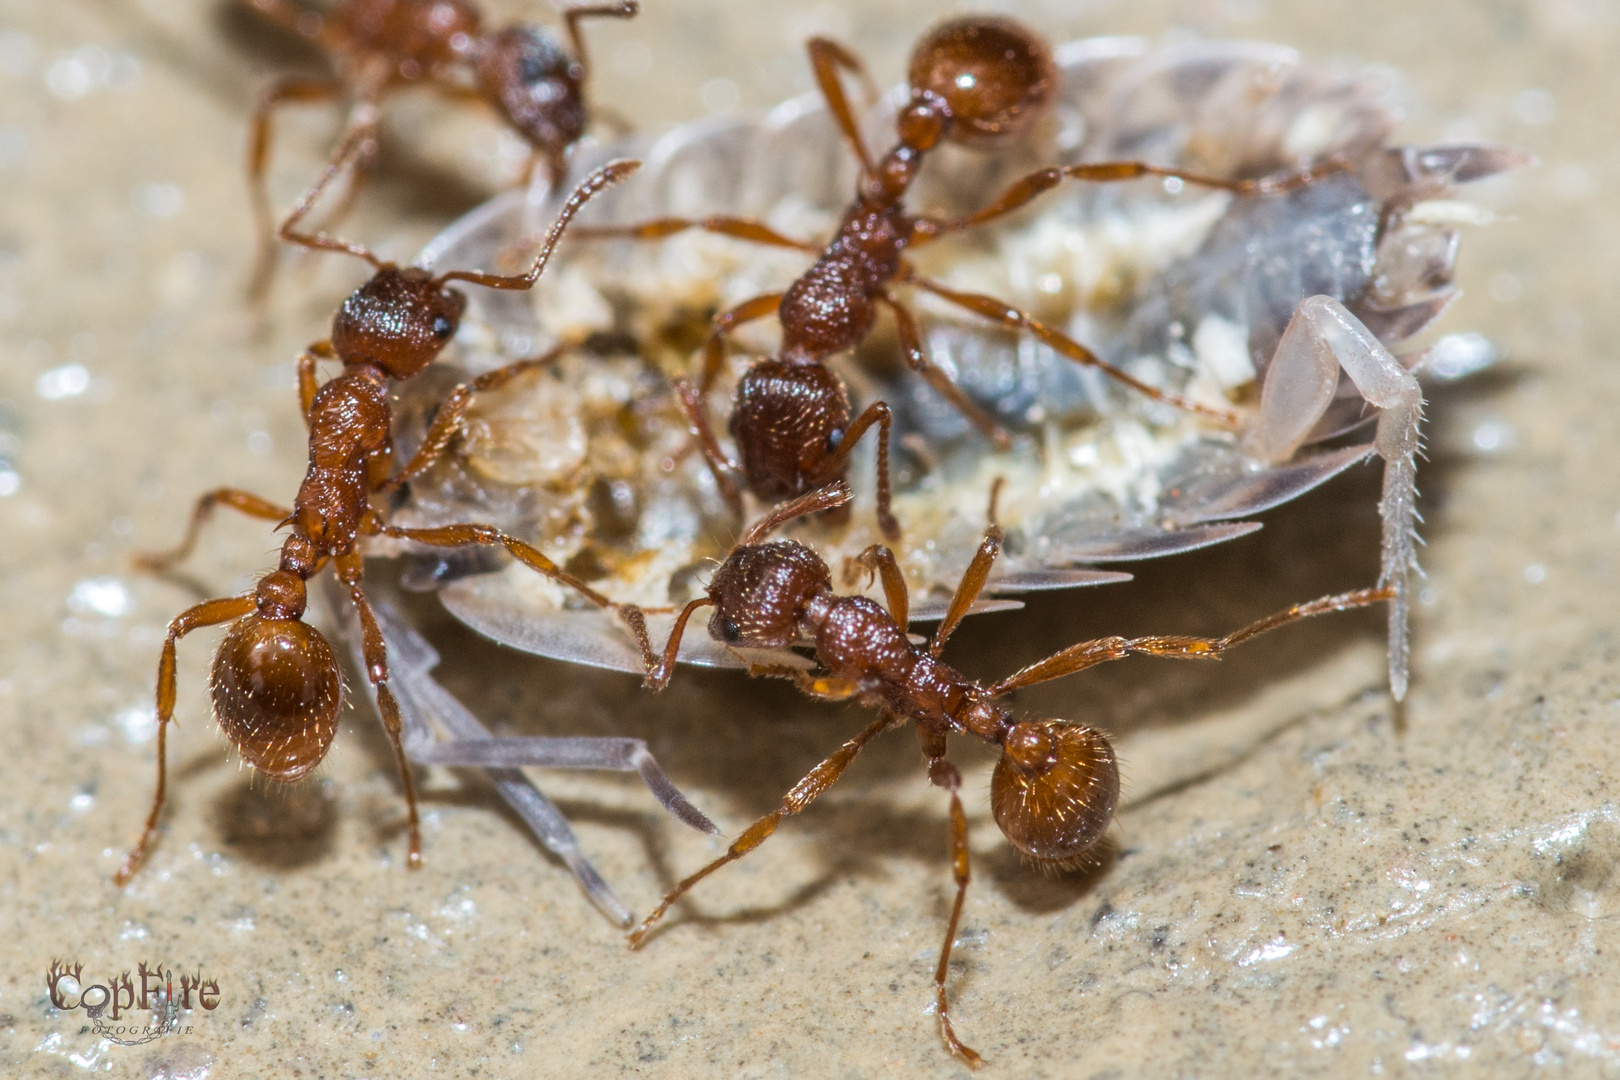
[377,35,1525,697]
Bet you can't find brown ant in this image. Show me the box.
[610,481,1391,1067]
[115,160,648,886]
[579,15,1344,540]
[242,0,637,288]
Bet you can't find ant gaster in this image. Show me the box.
[114,161,649,886]
[583,15,1342,539]
[243,0,637,287]
[614,481,1392,1067]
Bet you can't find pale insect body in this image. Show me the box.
[379,35,1523,693]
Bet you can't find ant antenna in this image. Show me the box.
[740,481,852,545]
[436,158,641,290]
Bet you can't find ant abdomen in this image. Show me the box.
[991,720,1119,864]
[908,16,1056,147]
[210,616,342,781]
[478,26,587,157]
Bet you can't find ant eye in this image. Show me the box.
[827,428,844,451]
[432,315,454,339]
[719,618,741,643]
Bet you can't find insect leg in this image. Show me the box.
[988,586,1395,696]
[816,401,899,540]
[333,552,423,868]
[376,343,572,494]
[627,713,891,947]
[910,156,1349,242]
[133,490,293,574]
[908,274,1241,426]
[114,595,255,885]
[925,751,985,1069]
[880,291,1011,446]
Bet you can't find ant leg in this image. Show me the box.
[297,340,336,424]
[879,292,1012,448]
[741,665,863,701]
[921,743,986,1069]
[988,586,1395,696]
[246,76,344,292]
[333,552,423,869]
[134,490,293,574]
[908,274,1242,427]
[563,1,640,81]
[671,377,744,516]
[845,543,909,629]
[910,156,1351,242]
[815,401,899,540]
[114,595,255,885]
[376,344,571,494]
[806,37,880,178]
[375,521,616,608]
[931,526,1004,658]
[699,292,784,391]
[276,108,387,268]
[627,713,892,947]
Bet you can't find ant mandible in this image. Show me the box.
[612,481,1392,1067]
[579,15,1343,540]
[242,0,638,288]
[114,160,646,886]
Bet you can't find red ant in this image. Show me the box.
[611,481,1391,1067]
[115,160,650,886]
[579,15,1344,540]
[242,0,637,287]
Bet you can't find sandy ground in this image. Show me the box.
[2,0,1617,1076]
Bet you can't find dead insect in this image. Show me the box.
[117,160,716,898]
[603,481,1392,1067]
[242,0,637,288]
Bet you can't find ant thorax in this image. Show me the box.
[381,34,1519,676]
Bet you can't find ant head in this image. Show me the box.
[477,25,587,162]
[730,361,851,498]
[210,612,341,782]
[330,266,467,379]
[907,15,1056,147]
[705,540,832,649]
[990,720,1119,864]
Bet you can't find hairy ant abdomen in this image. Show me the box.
[991,719,1120,864]
[210,614,342,782]
[908,15,1056,147]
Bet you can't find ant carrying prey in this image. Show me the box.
[117,159,717,889]
[603,481,1392,1067]
[577,14,1342,538]
[243,0,637,288]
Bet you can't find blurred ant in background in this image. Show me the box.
[242,0,637,289]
